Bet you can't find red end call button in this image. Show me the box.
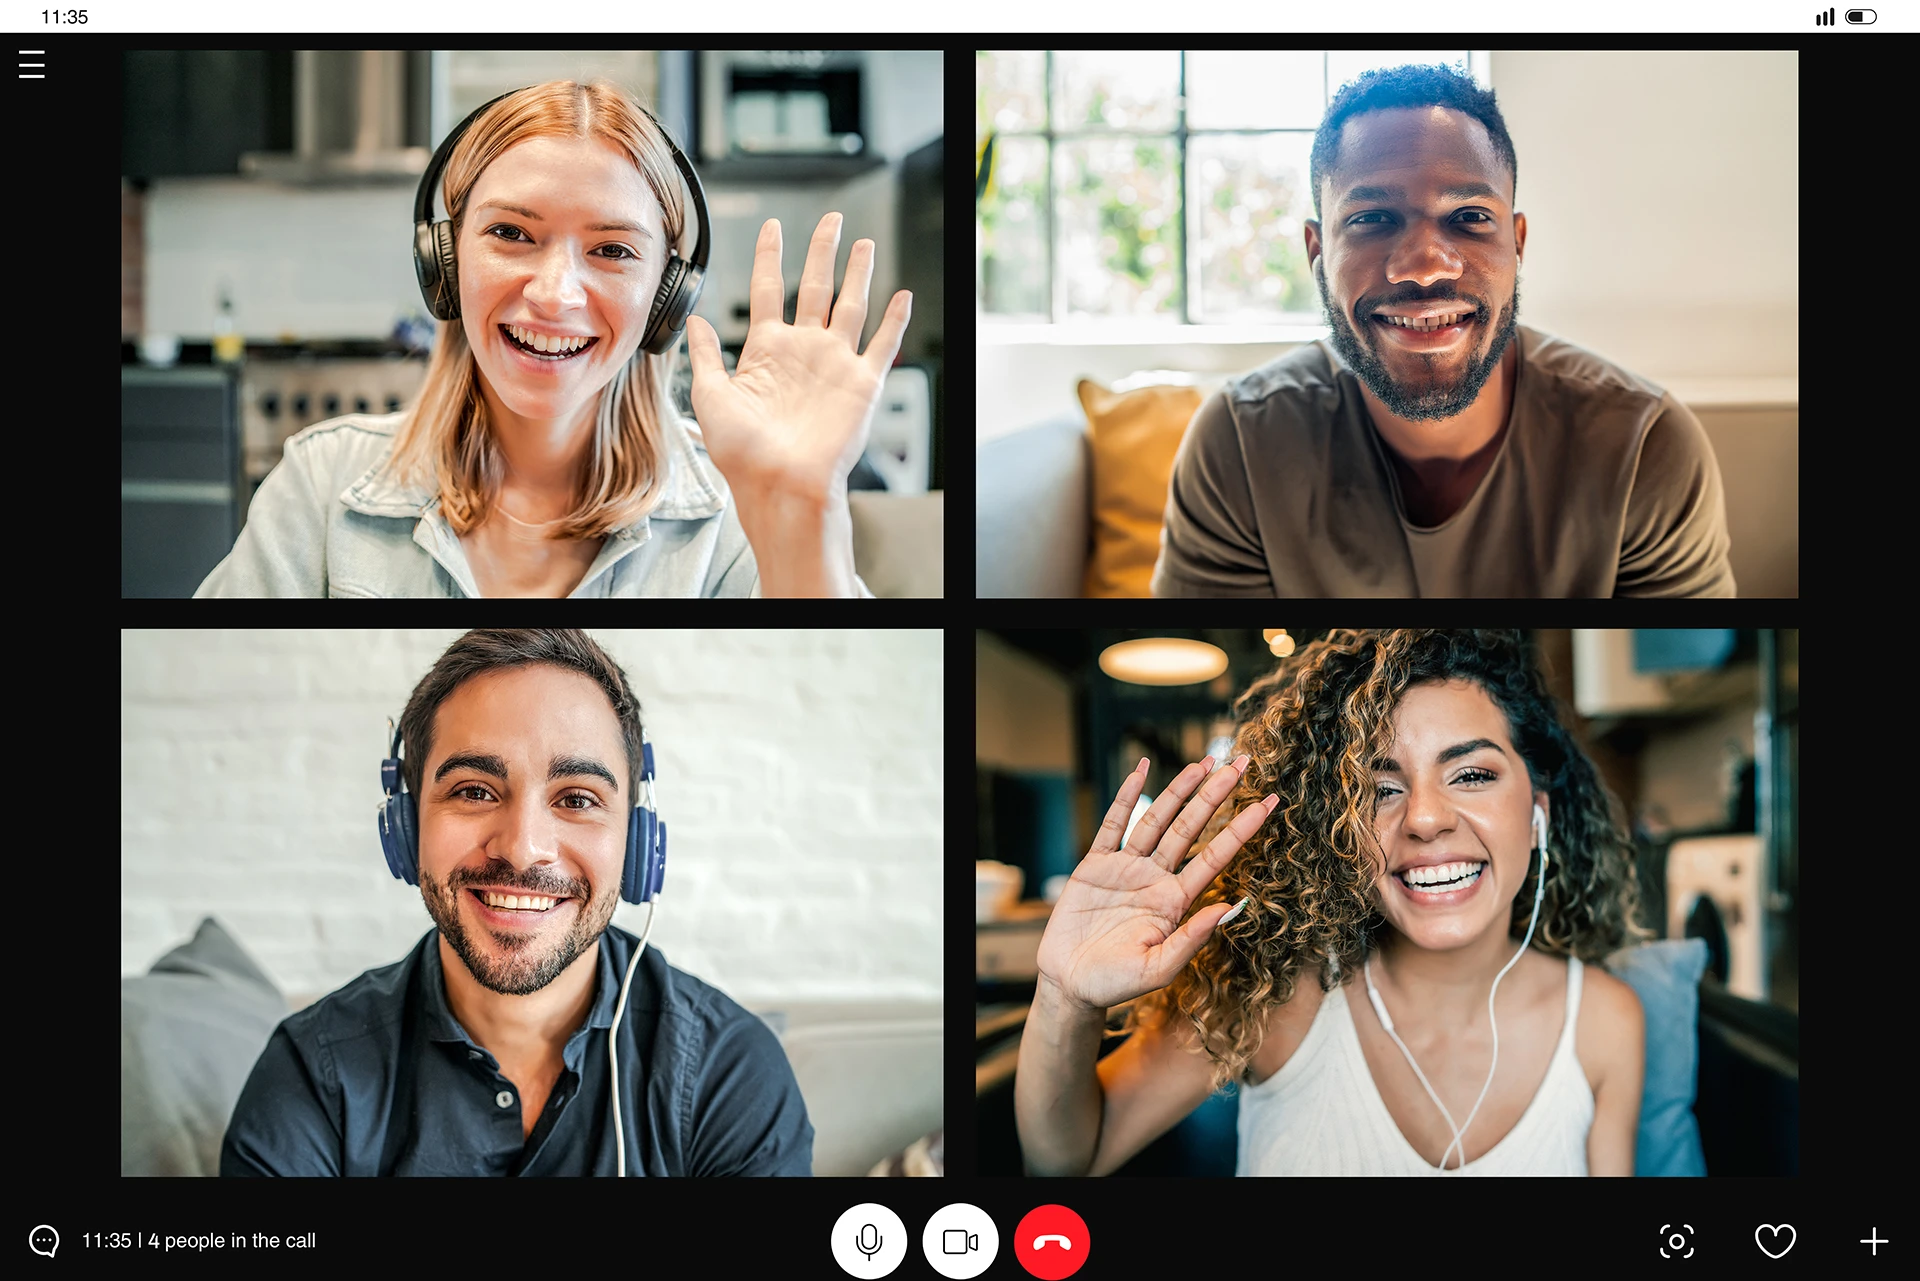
[1013,1205,1089,1279]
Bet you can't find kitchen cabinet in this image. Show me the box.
[122,51,294,180]
[437,50,659,135]
[122,368,242,598]
[897,136,944,490]
[693,50,883,183]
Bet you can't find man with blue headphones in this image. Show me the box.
[221,628,813,1176]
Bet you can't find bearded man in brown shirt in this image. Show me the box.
[1152,64,1734,599]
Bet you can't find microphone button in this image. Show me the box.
[831,1203,906,1277]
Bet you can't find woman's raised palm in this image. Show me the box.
[1036,753,1278,1011]
[685,213,911,505]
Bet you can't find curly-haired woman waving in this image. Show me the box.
[1017,629,1648,1176]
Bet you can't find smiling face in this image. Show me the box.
[458,134,670,428]
[1369,678,1548,953]
[1305,106,1527,423]
[415,664,631,995]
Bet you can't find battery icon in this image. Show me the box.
[1847,8,1876,21]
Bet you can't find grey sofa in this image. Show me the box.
[976,402,1797,599]
[849,489,945,598]
[975,415,1091,598]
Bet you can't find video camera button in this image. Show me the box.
[920,1203,998,1279]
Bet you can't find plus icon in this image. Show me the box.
[1860,1226,1888,1256]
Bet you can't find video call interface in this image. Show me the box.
[48,4,1859,1267]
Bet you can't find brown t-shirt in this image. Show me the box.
[1150,324,1736,597]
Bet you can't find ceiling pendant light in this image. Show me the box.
[1098,637,1229,686]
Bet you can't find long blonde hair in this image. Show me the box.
[384,80,690,540]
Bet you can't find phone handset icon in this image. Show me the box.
[1033,1235,1073,1250]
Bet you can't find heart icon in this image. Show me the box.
[1755,1224,1795,1259]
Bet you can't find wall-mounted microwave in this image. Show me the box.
[698,50,865,161]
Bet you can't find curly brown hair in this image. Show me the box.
[1125,629,1649,1091]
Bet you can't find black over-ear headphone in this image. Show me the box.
[411,86,712,356]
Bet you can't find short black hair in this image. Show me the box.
[398,629,644,804]
[1309,63,1518,226]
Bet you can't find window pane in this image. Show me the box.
[1189,133,1316,325]
[1185,51,1326,129]
[977,49,1046,134]
[978,135,1049,317]
[1056,51,1179,131]
[1058,136,1179,319]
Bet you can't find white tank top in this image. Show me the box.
[1235,956,1592,1176]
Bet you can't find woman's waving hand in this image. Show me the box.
[684,213,911,597]
[1036,753,1279,1013]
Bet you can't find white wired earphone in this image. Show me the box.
[606,740,664,1179]
[608,899,658,1177]
[1363,801,1550,1172]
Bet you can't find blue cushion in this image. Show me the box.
[1604,938,1709,1176]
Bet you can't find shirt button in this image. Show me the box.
[469,1050,483,1060]
[496,1090,514,1109]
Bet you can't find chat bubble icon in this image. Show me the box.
[29,1225,59,1258]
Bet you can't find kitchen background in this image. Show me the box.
[122,49,945,598]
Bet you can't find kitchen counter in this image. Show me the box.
[122,339,430,367]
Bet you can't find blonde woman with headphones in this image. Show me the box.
[196,80,910,598]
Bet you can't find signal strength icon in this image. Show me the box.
[1815,6,1834,21]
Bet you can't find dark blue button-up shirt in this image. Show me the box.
[220,924,812,1176]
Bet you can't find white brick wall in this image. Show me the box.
[121,629,943,1009]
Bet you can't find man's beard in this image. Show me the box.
[420,861,619,996]
[1316,258,1520,424]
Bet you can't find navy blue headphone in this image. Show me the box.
[378,717,666,904]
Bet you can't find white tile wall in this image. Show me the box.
[121,629,944,1009]
[144,178,427,343]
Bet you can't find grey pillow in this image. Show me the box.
[1604,938,1709,1177]
[121,917,288,1176]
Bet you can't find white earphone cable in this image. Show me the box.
[1438,900,1539,1170]
[1364,958,1467,1165]
[609,898,657,1178]
[1367,808,1549,1172]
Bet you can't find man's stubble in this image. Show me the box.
[420,864,620,996]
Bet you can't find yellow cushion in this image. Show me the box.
[1077,378,1204,598]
